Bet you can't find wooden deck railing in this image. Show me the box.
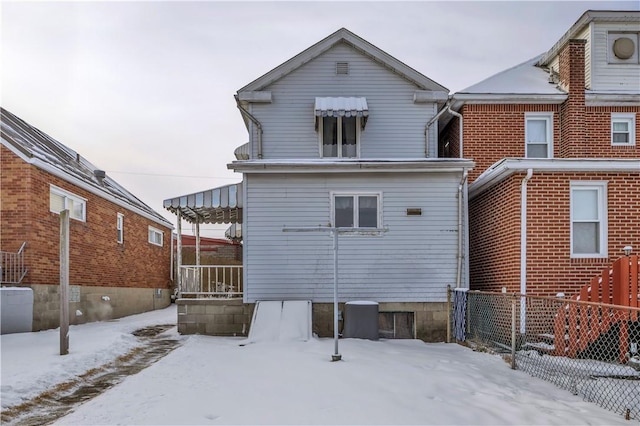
[178,265,243,298]
[554,255,639,362]
[1,242,27,284]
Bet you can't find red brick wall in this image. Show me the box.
[1,146,172,290]
[470,172,640,297]
[469,175,522,292]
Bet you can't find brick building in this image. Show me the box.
[440,10,639,297]
[1,108,174,331]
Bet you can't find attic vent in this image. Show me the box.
[613,37,635,60]
[336,62,349,75]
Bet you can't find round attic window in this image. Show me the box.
[613,37,635,60]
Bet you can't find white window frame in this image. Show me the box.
[49,185,87,222]
[570,181,607,258]
[330,192,382,228]
[525,113,553,159]
[611,113,636,146]
[117,213,124,244]
[318,116,361,158]
[148,226,164,247]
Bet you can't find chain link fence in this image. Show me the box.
[449,289,640,421]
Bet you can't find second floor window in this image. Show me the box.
[525,113,553,158]
[611,113,636,146]
[148,226,163,246]
[320,116,359,158]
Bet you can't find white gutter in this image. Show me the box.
[234,95,263,159]
[456,169,469,288]
[520,169,533,334]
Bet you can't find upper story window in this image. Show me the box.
[117,213,124,244]
[315,97,368,159]
[148,226,163,246]
[332,193,380,228]
[525,113,553,158]
[49,185,86,222]
[570,182,607,258]
[611,113,636,146]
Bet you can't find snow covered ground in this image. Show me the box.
[1,305,631,425]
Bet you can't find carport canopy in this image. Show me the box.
[163,182,242,224]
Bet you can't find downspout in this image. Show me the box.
[456,169,469,288]
[520,169,533,334]
[234,94,263,159]
[425,101,452,157]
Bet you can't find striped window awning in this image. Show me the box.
[314,97,368,128]
[163,183,242,225]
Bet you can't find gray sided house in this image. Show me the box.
[167,28,474,341]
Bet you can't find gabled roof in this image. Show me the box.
[238,28,448,94]
[0,107,172,228]
[538,10,640,67]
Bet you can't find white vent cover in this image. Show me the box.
[613,37,635,60]
[336,62,349,75]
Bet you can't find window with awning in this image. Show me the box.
[315,97,368,158]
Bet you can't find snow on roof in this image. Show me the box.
[457,55,566,96]
[0,107,172,228]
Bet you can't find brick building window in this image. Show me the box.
[332,193,380,228]
[570,182,607,258]
[525,113,553,158]
[49,185,86,222]
[117,213,124,244]
[148,226,164,246]
[611,113,636,146]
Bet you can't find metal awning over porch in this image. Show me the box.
[163,182,243,224]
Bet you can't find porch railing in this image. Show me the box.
[1,242,27,284]
[178,265,243,298]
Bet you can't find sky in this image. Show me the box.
[1,304,633,425]
[2,0,638,238]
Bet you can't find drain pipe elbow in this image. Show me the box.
[425,101,452,158]
[235,95,263,159]
[456,169,469,288]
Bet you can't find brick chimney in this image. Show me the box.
[558,39,587,157]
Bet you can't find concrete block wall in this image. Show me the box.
[177,299,254,336]
[25,284,171,330]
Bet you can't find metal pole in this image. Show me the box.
[176,212,182,296]
[511,295,517,370]
[59,210,69,356]
[446,285,451,344]
[332,229,341,361]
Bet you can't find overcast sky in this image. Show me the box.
[2,1,638,238]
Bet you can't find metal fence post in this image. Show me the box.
[511,295,516,370]
[447,285,452,344]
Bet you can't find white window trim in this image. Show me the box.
[525,113,553,159]
[611,113,636,146]
[330,191,382,229]
[49,184,87,222]
[148,226,164,247]
[318,116,361,158]
[117,213,124,244]
[570,181,608,258]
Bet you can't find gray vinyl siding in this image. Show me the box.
[244,172,462,303]
[248,43,438,160]
[590,22,640,91]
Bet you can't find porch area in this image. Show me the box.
[164,182,247,336]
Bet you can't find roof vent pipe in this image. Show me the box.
[234,95,263,159]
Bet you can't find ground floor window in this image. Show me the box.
[49,185,86,221]
[117,213,124,244]
[148,226,164,246]
[570,182,607,257]
[332,193,380,228]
